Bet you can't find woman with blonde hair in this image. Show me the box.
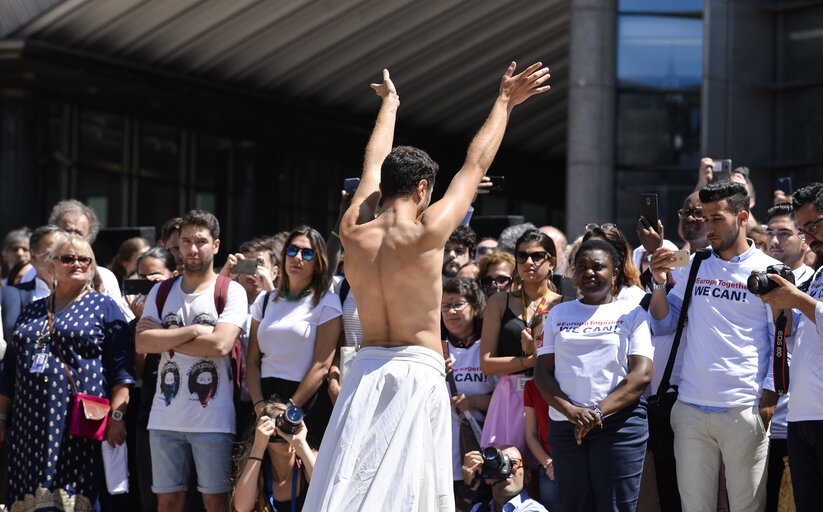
[0,233,134,511]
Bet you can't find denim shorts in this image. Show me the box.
[149,429,234,494]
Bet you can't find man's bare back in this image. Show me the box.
[341,63,551,356]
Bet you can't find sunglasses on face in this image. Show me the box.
[55,254,92,268]
[585,223,617,232]
[480,275,512,288]
[285,244,315,261]
[515,251,549,265]
[677,207,705,220]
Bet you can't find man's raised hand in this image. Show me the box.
[370,68,399,102]
[499,61,551,109]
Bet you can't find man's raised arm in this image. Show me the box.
[422,61,550,235]
[343,69,400,229]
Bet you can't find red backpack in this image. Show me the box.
[154,274,243,398]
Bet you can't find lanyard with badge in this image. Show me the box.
[518,287,552,384]
[265,460,299,512]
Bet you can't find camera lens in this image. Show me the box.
[482,447,502,470]
[275,405,304,435]
[746,273,772,294]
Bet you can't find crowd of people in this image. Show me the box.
[1,64,823,512]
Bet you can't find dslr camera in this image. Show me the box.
[747,264,795,295]
[480,447,512,480]
[269,404,304,443]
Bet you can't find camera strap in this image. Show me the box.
[773,312,789,395]
[656,248,712,399]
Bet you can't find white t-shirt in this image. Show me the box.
[537,299,653,422]
[143,277,247,434]
[787,267,823,422]
[250,290,342,382]
[651,243,780,407]
[616,285,646,304]
[444,340,496,480]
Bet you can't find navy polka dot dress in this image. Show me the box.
[0,292,135,511]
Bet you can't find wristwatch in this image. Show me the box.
[110,410,124,422]
[652,281,667,291]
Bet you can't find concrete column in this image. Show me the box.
[565,0,617,239]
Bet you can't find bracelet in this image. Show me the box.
[248,456,263,462]
[330,230,340,239]
[254,400,265,406]
[592,406,605,428]
[288,398,297,407]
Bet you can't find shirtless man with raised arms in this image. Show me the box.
[304,62,550,511]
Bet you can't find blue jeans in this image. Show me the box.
[149,429,233,494]
[548,400,648,512]
[787,420,823,511]
[538,465,562,511]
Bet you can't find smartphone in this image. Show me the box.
[344,177,360,194]
[124,279,157,296]
[233,258,262,275]
[713,159,733,182]
[488,175,505,193]
[639,193,659,229]
[671,249,690,267]
[777,177,793,196]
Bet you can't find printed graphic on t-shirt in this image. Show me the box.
[163,313,184,328]
[556,319,625,334]
[160,361,181,406]
[193,312,217,326]
[692,277,749,302]
[188,360,219,407]
[809,278,822,299]
[452,364,489,384]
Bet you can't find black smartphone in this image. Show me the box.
[488,175,505,192]
[777,177,793,196]
[124,279,157,296]
[344,177,360,194]
[713,159,732,182]
[640,193,659,228]
[233,258,262,275]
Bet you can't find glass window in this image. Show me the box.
[779,7,823,82]
[137,123,181,230]
[776,87,823,162]
[619,0,702,13]
[617,16,703,89]
[77,110,125,228]
[617,91,701,166]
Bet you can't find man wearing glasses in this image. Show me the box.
[754,183,823,511]
[461,446,547,512]
[304,62,550,511]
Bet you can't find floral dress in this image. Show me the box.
[0,292,135,512]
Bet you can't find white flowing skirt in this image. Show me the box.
[304,345,454,511]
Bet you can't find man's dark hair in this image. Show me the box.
[380,146,438,199]
[137,247,176,274]
[577,239,621,269]
[443,276,486,336]
[160,217,183,243]
[448,225,478,259]
[239,238,276,268]
[793,183,823,212]
[30,225,66,255]
[698,181,750,215]
[766,203,795,223]
[180,210,220,241]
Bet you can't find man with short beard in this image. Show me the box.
[444,225,477,278]
[136,210,247,512]
[648,181,783,511]
[678,191,709,252]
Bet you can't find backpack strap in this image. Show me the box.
[261,291,273,318]
[155,275,182,319]
[214,274,230,315]
[657,248,712,396]
[339,279,351,303]
[214,274,243,395]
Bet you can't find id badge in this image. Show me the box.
[30,353,48,374]
[517,376,532,392]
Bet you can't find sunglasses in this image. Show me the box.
[55,254,92,268]
[285,244,315,261]
[677,207,705,220]
[441,301,469,312]
[515,251,549,265]
[476,246,496,257]
[585,223,617,232]
[480,275,512,288]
